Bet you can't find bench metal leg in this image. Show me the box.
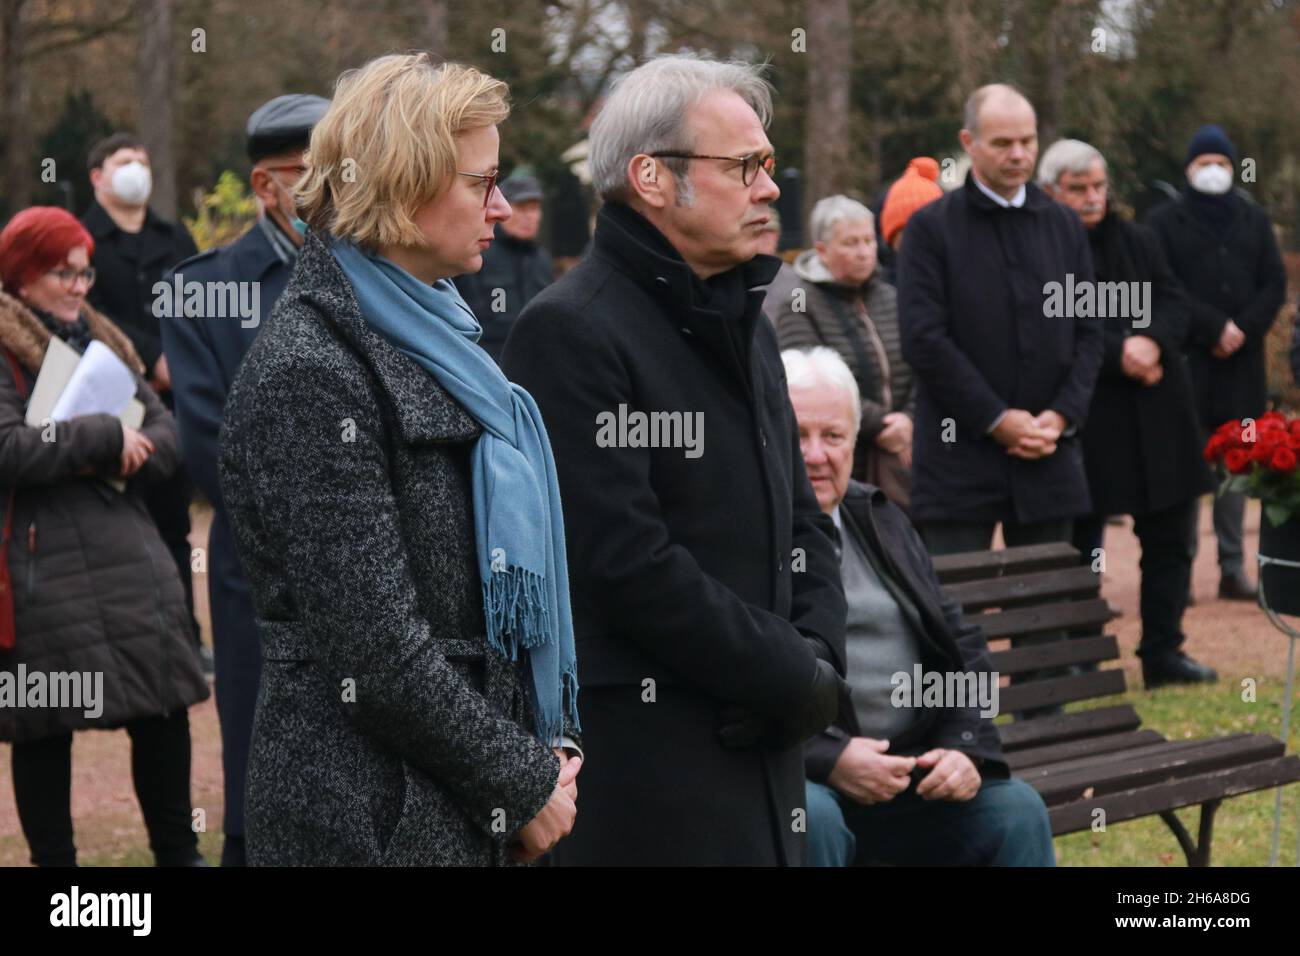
[1159,800,1222,867]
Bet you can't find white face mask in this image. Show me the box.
[110,161,152,206]
[1190,163,1234,196]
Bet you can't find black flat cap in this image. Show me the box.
[501,174,544,204]
[246,94,331,163]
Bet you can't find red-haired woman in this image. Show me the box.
[0,207,209,866]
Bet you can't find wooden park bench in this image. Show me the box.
[931,541,1300,866]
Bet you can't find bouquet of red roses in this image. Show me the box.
[1202,411,1300,527]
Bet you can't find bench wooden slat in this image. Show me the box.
[988,634,1119,674]
[943,566,1100,612]
[1015,734,1254,783]
[1031,734,1285,806]
[999,668,1127,714]
[931,542,1082,585]
[997,703,1141,751]
[1005,729,1166,771]
[971,599,1118,641]
[1047,755,1300,835]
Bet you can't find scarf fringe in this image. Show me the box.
[527,658,583,746]
[483,566,553,660]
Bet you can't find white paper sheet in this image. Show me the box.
[48,340,137,422]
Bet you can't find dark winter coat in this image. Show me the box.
[159,218,294,841]
[218,230,562,866]
[897,173,1104,525]
[82,200,199,373]
[0,291,208,742]
[1143,191,1287,428]
[1077,211,1212,516]
[502,201,847,866]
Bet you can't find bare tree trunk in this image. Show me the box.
[424,0,448,61]
[805,0,852,221]
[1,0,32,215]
[138,0,176,219]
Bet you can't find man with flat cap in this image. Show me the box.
[160,92,329,866]
[454,171,554,362]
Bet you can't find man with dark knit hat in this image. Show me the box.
[1145,125,1287,602]
[159,92,329,866]
[455,171,554,362]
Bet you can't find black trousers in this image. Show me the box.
[1073,498,1198,661]
[10,709,201,867]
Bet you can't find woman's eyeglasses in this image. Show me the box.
[48,266,96,291]
[458,169,500,209]
[648,151,777,187]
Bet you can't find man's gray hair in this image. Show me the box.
[1037,138,1107,187]
[809,195,874,244]
[588,53,774,202]
[781,346,862,437]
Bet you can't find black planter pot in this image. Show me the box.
[1258,514,1300,616]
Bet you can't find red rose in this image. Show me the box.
[1270,447,1298,472]
[1203,434,1227,462]
[1251,438,1280,463]
[1225,448,1253,474]
[1215,419,1243,440]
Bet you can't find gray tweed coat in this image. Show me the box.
[218,231,561,866]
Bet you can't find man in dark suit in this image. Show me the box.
[83,133,201,663]
[159,94,329,866]
[898,84,1103,555]
[503,55,847,865]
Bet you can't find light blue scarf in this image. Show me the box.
[330,238,578,746]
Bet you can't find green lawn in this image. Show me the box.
[1047,681,1300,866]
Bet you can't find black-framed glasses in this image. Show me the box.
[648,151,776,186]
[48,266,96,291]
[458,169,500,209]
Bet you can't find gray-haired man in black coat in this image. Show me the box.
[503,54,847,866]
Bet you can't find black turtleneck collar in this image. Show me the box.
[593,201,783,390]
[593,201,781,318]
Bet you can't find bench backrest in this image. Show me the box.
[932,542,1125,740]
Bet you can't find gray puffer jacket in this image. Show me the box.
[0,291,209,742]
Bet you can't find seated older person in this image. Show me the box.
[784,346,1055,867]
[776,197,914,510]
